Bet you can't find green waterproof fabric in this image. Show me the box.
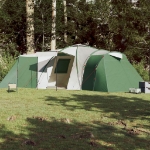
[82,55,103,90]
[94,58,108,91]
[0,56,38,88]
[102,54,131,92]
[17,56,37,88]
[120,56,143,88]
[0,60,18,88]
[55,59,70,73]
[82,53,143,92]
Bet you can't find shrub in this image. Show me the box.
[132,60,149,81]
[0,52,15,82]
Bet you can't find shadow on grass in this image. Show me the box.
[45,93,150,129]
[0,117,150,150]
[0,93,150,149]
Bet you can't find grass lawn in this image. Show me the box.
[0,88,150,150]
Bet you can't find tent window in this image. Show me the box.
[55,59,70,73]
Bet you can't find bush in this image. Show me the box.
[0,52,15,82]
[132,60,149,81]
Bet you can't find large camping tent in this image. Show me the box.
[82,51,143,92]
[0,44,102,89]
[0,44,143,92]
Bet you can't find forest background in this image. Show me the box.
[0,0,149,81]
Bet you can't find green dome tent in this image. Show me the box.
[0,45,102,89]
[0,44,143,92]
[82,51,143,92]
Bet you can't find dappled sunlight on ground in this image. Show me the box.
[0,89,150,149]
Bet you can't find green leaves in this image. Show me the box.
[109,0,150,66]
[0,0,149,64]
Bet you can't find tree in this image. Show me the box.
[64,0,111,49]
[0,0,149,63]
[26,0,35,53]
[0,0,26,54]
[34,0,52,51]
[109,0,150,64]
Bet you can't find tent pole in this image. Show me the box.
[17,57,19,92]
[56,53,57,91]
[148,27,150,82]
[149,47,150,82]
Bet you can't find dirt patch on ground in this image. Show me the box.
[71,131,94,139]
[108,120,126,127]
[108,120,150,135]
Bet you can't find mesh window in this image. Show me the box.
[55,59,70,73]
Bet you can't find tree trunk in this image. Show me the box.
[26,0,34,54]
[51,0,56,50]
[63,0,67,43]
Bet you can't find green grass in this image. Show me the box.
[0,88,150,150]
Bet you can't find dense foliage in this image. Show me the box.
[0,0,149,81]
[0,52,15,81]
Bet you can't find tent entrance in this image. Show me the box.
[48,55,74,89]
[82,55,103,91]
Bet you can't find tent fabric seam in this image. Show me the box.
[103,57,108,92]
[80,50,99,86]
[76,45,81,88]
[120,59,135,88]
[8,60,18,84]
[93,57,103,91]
[17,57,19,87]
[24,57,38,88]
[120,60,132,87]
[82,68,97,86]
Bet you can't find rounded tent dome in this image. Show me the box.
[82,51,143,92]
[90,49,109,56]
[60,44,101,56]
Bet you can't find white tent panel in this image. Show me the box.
[109,52,123,59]
[47,58,56,87]
[92,49,109,56]
[37,56,54,89]
[20,51,58,57]
[36,51,58,56]
[67,58,80,90]
[76,47,98,89]
[61,46,77,56]
[67,45,98,90]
